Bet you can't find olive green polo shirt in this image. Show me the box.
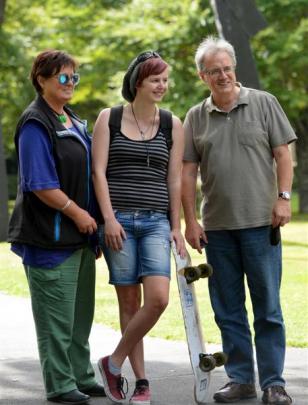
[183,85,297,230]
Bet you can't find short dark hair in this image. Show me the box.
[30,49,78,94]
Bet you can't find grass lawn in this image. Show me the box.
[0,219,307,347]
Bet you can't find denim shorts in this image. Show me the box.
[98,210,171,285]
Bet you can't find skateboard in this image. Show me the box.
[172,242,227,404]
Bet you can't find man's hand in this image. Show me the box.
[272,199,291,228]
[185,220,207,254]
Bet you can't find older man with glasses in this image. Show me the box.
[181,36,296,405]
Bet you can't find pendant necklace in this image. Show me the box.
[131,104,157,167]
[50,106,67,124]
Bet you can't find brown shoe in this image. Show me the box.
[262,386,292,404]
[214,382,257,403]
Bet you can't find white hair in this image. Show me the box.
[195,36,236,72]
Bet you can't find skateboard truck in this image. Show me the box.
[184,263,213,284]
[199,352,228,372]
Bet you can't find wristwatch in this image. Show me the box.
[278,191,291,201]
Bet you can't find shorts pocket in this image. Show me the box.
[149,212,168,220]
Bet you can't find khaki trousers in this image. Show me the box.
[25,247,96,398]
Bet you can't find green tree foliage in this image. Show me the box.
[1,0,307,209]
[254,0,308,212]
[0,0,215,151]
[254,0,307,120]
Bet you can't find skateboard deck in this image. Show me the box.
[172,242,226,404]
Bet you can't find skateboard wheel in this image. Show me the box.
[184,266,201,284]
[197,263,213,278]
[213,351,228,367]
[199,353,216,372]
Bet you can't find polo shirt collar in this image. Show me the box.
[205,83,249,112]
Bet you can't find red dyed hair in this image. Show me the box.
[136,58,169,87]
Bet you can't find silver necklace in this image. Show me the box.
[131,105,157,166]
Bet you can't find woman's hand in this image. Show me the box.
[71,208,97,234]
[33,189,97,235]
[171,228,186,258]
[104,218,126,251]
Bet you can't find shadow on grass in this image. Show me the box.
[283,241,308,248]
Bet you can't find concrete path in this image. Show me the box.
[0,293,307,404]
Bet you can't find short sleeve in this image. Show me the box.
[183,109,199,162]
[18,120,60,192]
[266,96,297,148]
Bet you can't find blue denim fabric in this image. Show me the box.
[98,210,171,285]
[205,226,286,389]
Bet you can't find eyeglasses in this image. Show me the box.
[204,65,235,77]
[56,73,80,85]
[136,51,161,64]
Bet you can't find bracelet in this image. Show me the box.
[60,199,72,211]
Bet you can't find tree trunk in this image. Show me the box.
[211,0,267,89]
[0,0,9,241]
[295,113,308,213]
[0,122,9,240]
[0,0,6,24]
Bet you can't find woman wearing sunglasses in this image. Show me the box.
[8,50,105,404]
[92,51,185,404]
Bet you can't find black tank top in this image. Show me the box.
[107,129,170,212]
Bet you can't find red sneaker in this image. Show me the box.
[129,380,151,405]
[97,356,127,403]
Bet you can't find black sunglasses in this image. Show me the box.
[56,73,80,85]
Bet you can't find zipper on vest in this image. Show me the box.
[54,212,61,242]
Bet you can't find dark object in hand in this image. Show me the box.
[200,239,207,248]
[270,226,281,246]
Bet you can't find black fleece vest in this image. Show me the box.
[8,95,91,249]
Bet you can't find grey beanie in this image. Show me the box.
[121,51,161,102]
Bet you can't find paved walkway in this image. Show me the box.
[0,293,307,404]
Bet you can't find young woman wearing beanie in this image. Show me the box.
[92,51,185,404]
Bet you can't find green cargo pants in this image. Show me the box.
[25,247,97,398]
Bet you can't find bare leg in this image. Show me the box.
[115,284,145,379]
[111,276,170,368]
